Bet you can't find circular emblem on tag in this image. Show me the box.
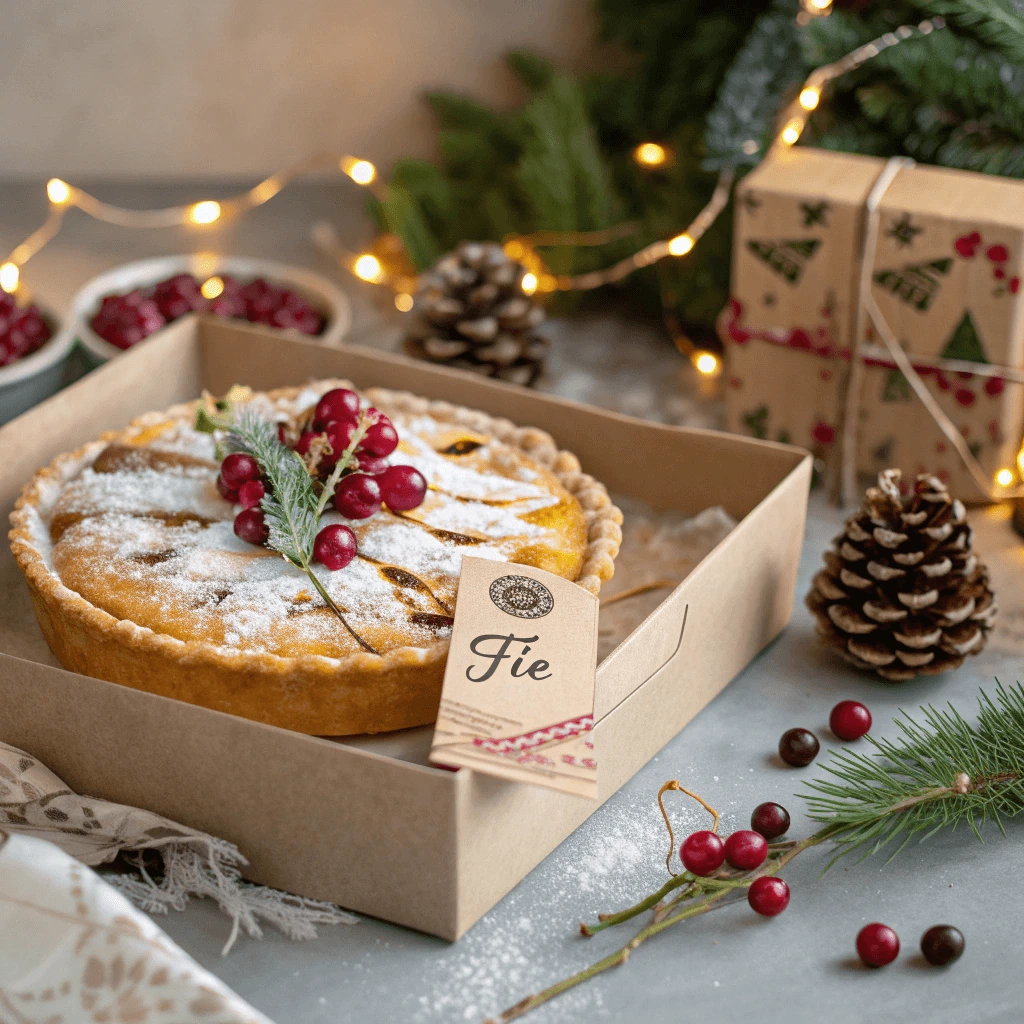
[489,575,554,619]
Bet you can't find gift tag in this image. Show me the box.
[429,555,599,798]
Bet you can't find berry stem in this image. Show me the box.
[314,414,373,518]
[487,835,822,1024]
[302,561,379,655]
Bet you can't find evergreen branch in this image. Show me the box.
[908,0,1024,64]
[703,11,805,170]
[225,408,318,569]
[803,680,1024,863]
[205,403,379,655]
[489,682,1024,1023]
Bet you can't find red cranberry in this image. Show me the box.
[153,273,206,320]
[748,876,789,916]
[238,479,265,510]
[221,453,261,490]
[779,728,819,767]
[856,923,900,967]
[750,802,790,840]
[724,830,768,870]
[314,388,360,427]
[234,508,268,545]
[313,523,358,570]
[333,473,381,519]
[830,700,872,741]
[323,419,358,464]
[360,413,399,457]
[680,831,725,876]
[378,464,427,511]
[91,293,166,349]
[216,475,239,503]
[920,925,964,966]
[294,430,320,456]
[357,453,390,475]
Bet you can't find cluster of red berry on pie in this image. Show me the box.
[90,273,325,350]
[0,292,52,367]
[221,387,428,570]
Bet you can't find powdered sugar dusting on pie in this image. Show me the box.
[28,385,589,659]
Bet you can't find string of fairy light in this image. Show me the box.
[0,0,971,408]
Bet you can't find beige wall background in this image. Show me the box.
[1,0,597,180]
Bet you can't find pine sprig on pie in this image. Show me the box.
[9,381,622,735]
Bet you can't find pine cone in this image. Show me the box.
[807,469,997,681]
[405,241,547,386]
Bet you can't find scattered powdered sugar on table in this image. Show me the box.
[406,784,707,1023]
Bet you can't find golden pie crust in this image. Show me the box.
[10,381,622,735]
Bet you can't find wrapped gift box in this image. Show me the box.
[723,146,1024,500]
[0,318,809,940]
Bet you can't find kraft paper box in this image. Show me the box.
[724,146,1024,500]
[0,318,809,940]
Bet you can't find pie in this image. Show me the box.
[10,381,622,735]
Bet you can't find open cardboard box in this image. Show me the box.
[0,319,811,940]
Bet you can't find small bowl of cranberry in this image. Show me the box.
[0,290,71,426]
[71,255,352,367]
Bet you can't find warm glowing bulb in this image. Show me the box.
[780,122,802,146]
[1017,447,1024,476]
[808,0,832,10]
[799,87,821,111]
[668,233,695,257]
[344,159,377,186]
[521,272,538,295]
[353,254,383,283]
[46,178,71,205]
[503,239,525,260]
[634,142,667,167]
[200,275,225,300]
[189,201,222,225]
[0,262,19,293]
[694,352,719,376]
[394,292,414,312]
[996,467,1014,488]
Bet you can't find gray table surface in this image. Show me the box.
[6,181,1023,1023]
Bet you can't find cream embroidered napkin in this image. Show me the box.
[0,741,355,954]
[0,831,275,1024]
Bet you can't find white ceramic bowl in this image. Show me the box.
[70,255,353,367]
[0,307,72,426]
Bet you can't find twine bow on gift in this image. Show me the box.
[0,740,356,955]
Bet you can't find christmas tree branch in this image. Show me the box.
[487,682,1024,1023]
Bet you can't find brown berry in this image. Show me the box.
[920,925,964,966]
[779,728,819,767]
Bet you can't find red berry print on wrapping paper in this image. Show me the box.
[788,328,811,350]
[955,387,976,407]
[955,231,982,259]
[812,421,836,445]
[985,377,1005,397]
[936,441,947,454]
[728,375,743,389]
[1011,277,1020,294]
[820,369,832,382]
[989,419,1002,442]
[935,373,951,392]
[995,268,1006,280]
[987,244,1009,263]
[938,468,950,485]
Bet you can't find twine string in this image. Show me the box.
[657,780,720,876]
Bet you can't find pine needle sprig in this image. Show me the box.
[803,681,1024,866]
[225,408,318,569]
[198,398,379,655]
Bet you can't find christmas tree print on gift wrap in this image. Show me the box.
[941,312,988,365]
[746,239,820,284]
[873,258,951,311]
[881,370,911,402]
